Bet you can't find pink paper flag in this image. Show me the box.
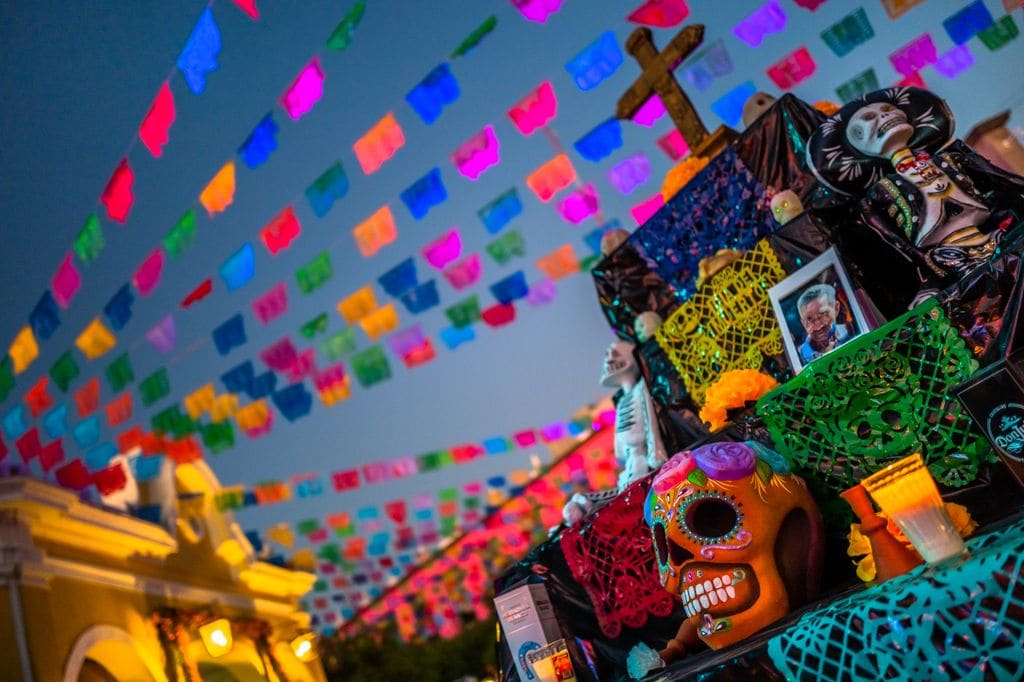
[252,282,288,324]
[510,0,565,24]
[281,58,325,121]
[443,253,482,290]
[657,129,689,160]
[231,0,259,19]
[133,247,164,296]
[765,46,816,89]
[422,229,463,269]
[632,95,666,127]
[507,81,557,135]
[139,82,176,157]
[631,193,665,225]
[556,184,599,224]
[261,337,299,372]
[451,125,500,180]
[51,253,81,308]
[101,159,135,223]
[285,348,317,382]
[890,34,938,77]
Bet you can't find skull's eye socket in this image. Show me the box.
[862,112,876,121]
[686,498,739,540]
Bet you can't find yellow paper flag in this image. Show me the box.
[9,326,39,375]
[266,523,295,548]
[184,383,216,419]
[337,286,378,324]
[200,161,236,216]
[75,318,117,360]
[359,303,399,341]
[209,393,238,423]
[235,400,269,431]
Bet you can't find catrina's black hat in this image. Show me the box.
[807,87,955,196]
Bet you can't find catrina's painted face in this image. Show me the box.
[845,103,914,158]
[646,443,821,649]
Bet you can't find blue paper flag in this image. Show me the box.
[245,530,264,552]
[272,383,312,422]
[439,325,475,350]
[490,270,529,304]
[246,371,277,399]
[3,405,27,440]
[212,314,247,356]
[221,360,255,393]
[103,284,136,332]
[84,441,117,470]
[43,404,69,440]
[401,168,447,220]
[573,118,623,162]
[71,415,100,448]
[238,113,279,169]
[478,188,523,234]
[711,81,757,127]
[177,8,221,95]
[399,280,440,314]
[305,161,349,218]
[131,454,164,481]
[219,243,255,291]
[29,291,61,341]
[565,31,623,91]
[943,0,994,45]
[483,437,509,454]
[405,63,460,124]
[379,258,419,297]
[357,506,379,520]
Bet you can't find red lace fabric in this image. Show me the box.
[559,475,677,638]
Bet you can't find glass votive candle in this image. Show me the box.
[860,453,968,565]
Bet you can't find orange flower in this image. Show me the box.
[813,100,841,116]
[698,369,779,431]
[661,156,710,202]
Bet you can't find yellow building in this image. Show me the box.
[0,460,326,682]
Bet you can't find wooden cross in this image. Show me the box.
[617,25,714,152]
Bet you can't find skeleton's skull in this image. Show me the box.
[742,92,777,128]
[600,340,639,388]
[845,102,914,158]
[634,311,664,344]
[769,190,803,225]
[645,442,823,649]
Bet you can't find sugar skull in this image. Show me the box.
[645,442,823,649]
[844,102,914,159]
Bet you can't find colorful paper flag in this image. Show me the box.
[213,314,247,356]
[510,0,564,24]
[733,0,787,47]
[478,188,522,234]
[306,162,349,218]
[443,253,482,290]
[49,352,80,392]
[359,304,399,340]
[200,162,236,216]
[139,82,176,157]
[607,153,650,195]
[485,230,525,265]
[508,81,557,135]
[75,319,116,360]
[146,315,176,354]
[399,281,440,314]
[526,154,575,202]
[422,229,462,270]
[73,214,105,264]
[133,248,164,296]
[164,209,197,258]
[101,159,134,223]
[281,58,325,120]
[573,119,622,162]
[556,184,599,224]
[177,8,221,94]
[219,243,254,291]
[565,31,622,91]
[238,114,279,169]
[29,291,61,341]
[452,126,500,180]
[296,251,333,294]
[401,168,447,220]
[52,253,82,308]
[406,63,460,125]
[628,0,690,27]
[351,346,391,387]
[354,113,405,174]
[353,206,398,257]
[326,0,366,51]
[451,15,497,57]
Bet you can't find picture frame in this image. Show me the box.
[769,247,871,373]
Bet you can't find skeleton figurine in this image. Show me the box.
[562,340,668,525]
[808,87,1024,298]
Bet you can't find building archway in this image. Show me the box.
[63,624,166,682]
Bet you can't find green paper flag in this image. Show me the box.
[0,356,13,402]
[485,229,525,265]
[445,296,481,328]
[332,522,356,538]
[320,328,358,361]
[296,518,321,534]
[296,251,333,294]
[73,214,105,264]
[351,345,391,387]
[49,351,80,393]
[979,16,1018,51]
[463,496,481,510]
[326,0,366,51]
[836,68,879,104]
[105,353,135,392]
[438,487,459,502]
[418,451,453,471]
[201,420,235,453]
[451,15,497,58]
[312,579,328,593]
[139,367,171,407]
[440,516,457,535]
[152,404,197,439]
[299,312,329,339]
[164,209,198,258]
[215,488,245,511]
[316,543,343,564]
[579,254,601,272]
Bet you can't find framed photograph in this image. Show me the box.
[769,247,871,373]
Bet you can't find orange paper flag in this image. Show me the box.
[337,286,378,324]
[535,244,579,280]
[359,304,399,341]
[526,154,575,202]
[199,161,236,216]
[352,205,397,257]
[353,113,405,174]
[9,326,39,374]
[75,318,117,360]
